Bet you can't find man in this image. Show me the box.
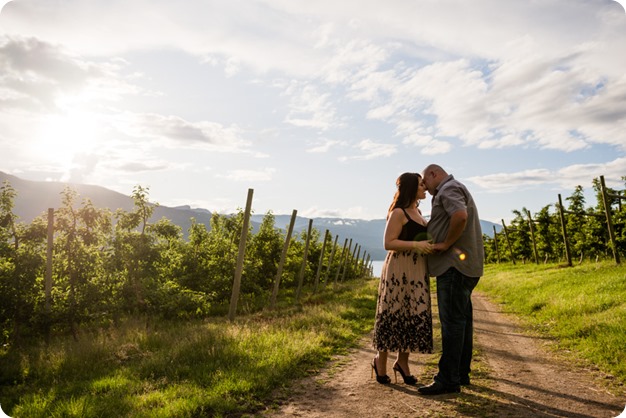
[418,164,484,395]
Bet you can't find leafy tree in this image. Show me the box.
[300,227,322,285]
[509,209,533,263]
[533,205,560,263]
[170,218,220,300]
[0,182,21,343]
[613,176,626,255]
[245,211,281,295]
[201,211,242,302]
[52,187,112,337]
[564,185,590,262]
[592,177,625,258]
[110,185,158,313]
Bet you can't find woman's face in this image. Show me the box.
[417,178,427,200]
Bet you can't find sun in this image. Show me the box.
[35,109,101,171]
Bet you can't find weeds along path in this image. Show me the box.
[263,292,626,418]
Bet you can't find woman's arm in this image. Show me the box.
[384,208,433,254]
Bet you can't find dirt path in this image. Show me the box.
[263,292,626,418]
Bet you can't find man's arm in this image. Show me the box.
[433,209,467,252]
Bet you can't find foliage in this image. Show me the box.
[0,184,371,345]
[484,176,626,265]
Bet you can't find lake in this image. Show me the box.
[371,260,384,277]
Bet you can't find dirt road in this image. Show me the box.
[264,292,626,417]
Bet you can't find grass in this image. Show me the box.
[0,280,378,418]
[477,260,626,386]
[2,261,625,417]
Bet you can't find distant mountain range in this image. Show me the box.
[0,171,501,261]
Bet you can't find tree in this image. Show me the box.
[509,209,533,263]
[53,187,112,338]
[110,185,158,313]
[565,185,591,262]
[245,211,282,295]
[533,205,560,263]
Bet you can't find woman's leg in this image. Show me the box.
[395,351,410,374]
[376,351,388,376]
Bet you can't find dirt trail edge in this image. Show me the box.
[263,292,626,418]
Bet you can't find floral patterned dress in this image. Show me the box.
[372,210,433,353]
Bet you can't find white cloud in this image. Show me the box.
[284,82,340,130]
[216,168,276,182]
[468,157,626,193]
[1,0,625,222]
[113,113,251,151]
[306,138,341,153]
[340,139,397,161]
[0,35,138,112]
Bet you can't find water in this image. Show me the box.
[371,260,384,277]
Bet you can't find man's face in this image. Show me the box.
[422,170,436,195]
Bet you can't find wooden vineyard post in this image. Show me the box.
[525,209,539,264]
[270,209,297,308]
[557,194,573,267]
[313,229,329,293]
[492,225,501,263]
[501,219,516,265]
[353,245,361,279]
[323,235,339,288]
[334,238,348,287]
[295,218,313,302]
[360,250,366,274]
[228,188,254,321]
[335,238,348,284]
[345,239,357,281]
[360,251,368,277]
[600,176,620,265]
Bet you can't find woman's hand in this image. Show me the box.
[414,240,434,254]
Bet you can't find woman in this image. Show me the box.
[371,172,434,385]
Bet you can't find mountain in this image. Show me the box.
[0,171,218,235]
[0,171,501,261]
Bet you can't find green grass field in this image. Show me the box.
[0,282,379,418]
[1,261,624,417]
[477,261,626,385]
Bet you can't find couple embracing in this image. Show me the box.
[371,164,484,395]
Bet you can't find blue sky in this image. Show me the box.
[1,0,625,224]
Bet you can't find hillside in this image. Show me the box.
[0,171,501,261]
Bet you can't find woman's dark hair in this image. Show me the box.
[387,172,420,218]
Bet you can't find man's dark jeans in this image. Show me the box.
[434,267,480,387]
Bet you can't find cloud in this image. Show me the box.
[1,0,625,223]
[113,160,171,173]
[284,82,341,130]
[340,139,397,161]
[306,138,342,153]
[112,113,251,152]
[0,35,135,112]
[301,205,369,219]
[611,1,625,14]
[4,2,626,157]
[216,168,276,182]
[468,157,626,192]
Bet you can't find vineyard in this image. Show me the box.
[0,183,373,347]
[1,175,625,346]
[1,176,626,417]
[485,175,626,265]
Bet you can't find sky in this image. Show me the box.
[1,0,625,224]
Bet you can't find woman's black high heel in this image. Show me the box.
[371,357,391,384]
[392,362,417,385]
